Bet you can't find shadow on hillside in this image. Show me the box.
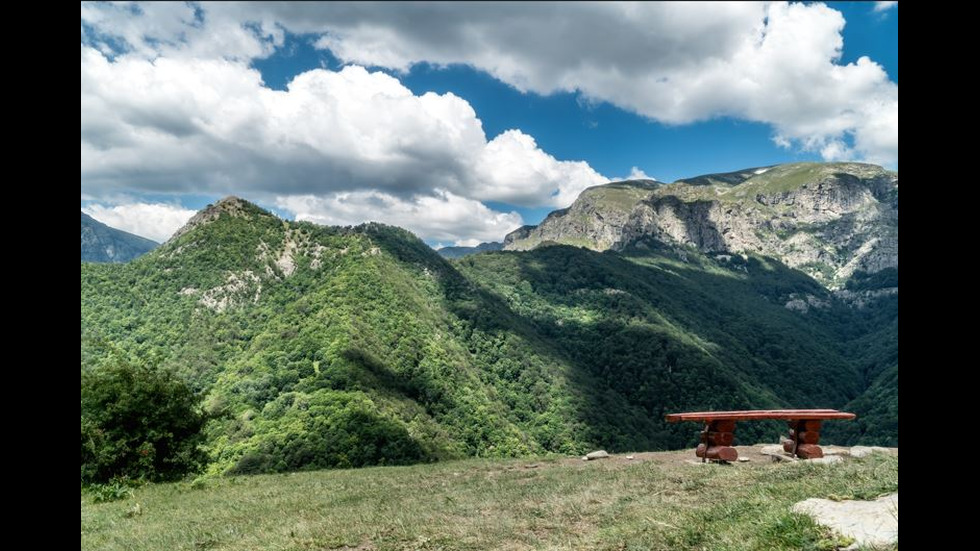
[470,245,890,450]
[369,226,895,452]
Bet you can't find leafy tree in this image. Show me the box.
[80,360,207,483]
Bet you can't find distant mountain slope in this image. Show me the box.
[81,211,157,262]
[81,196,895,476]
[436,241,503,259]
[504,163,898,289]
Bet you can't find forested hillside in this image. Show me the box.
[81,195,896,477]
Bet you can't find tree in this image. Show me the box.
[80,360,208,483]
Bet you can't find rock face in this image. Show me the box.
[504,179,661,251]
[81,212,158,263]
[504,163,898,288]
[163,197,335,313]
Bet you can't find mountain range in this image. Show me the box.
[80,162,897,475]
[437,241,503,259]
[81,211,158,262]
[504,162,897,289]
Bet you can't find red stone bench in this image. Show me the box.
[665,409,857,462]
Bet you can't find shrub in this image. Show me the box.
[80,360,208,483]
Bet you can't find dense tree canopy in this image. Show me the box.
[81,204,897,476]
[81,359,208,483]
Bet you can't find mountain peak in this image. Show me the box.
[208,195,251,214]
[169,196,270,242]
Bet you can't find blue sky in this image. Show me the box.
[81,2,898,246]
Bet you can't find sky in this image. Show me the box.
[80,1,898,247]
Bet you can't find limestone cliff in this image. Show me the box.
[503,179,660,251]
[503,163,898,288]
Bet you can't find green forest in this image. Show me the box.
[81,200,897,482]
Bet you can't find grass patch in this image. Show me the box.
[81,451,897,551]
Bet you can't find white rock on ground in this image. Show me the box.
[792,493,898,547]
[759,445,796,462]
[583,450,610,461]
[821,446,849,456]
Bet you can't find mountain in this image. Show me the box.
[436,241,503,259]
[504,163,898,289]
[504,179,661,252]
[81,211,158,262]
[81,194,896,476]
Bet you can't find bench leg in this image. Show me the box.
[696,420,738,462]
[783,420,823,459]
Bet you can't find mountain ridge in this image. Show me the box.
[504,162,898,289]
[437,241,503,259]
[81,193,897,475]
[80,211,158,263]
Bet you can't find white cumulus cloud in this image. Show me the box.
[81,42,606,243]
[873,2,898,13]
[184,1,897,164]
[624,167,656,181]
[80,1,898,244]
[83,202,196,242]
[275,190,523,246]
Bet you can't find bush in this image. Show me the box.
[80,360,208,483]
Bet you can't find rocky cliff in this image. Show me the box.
[503,179,660,251]
[504,163,897,288]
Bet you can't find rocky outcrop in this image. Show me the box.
[504,163,898,288]
[169,196,260,242]
[503,179,660,251]
[792,493,898,548]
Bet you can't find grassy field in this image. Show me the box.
[80,446,898,551]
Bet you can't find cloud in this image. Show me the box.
[80,36,605,243]
[81,44,606,203]
[82,202,196,242]
[474,130,607,207]
[184,1,896,165]
[275,190,522,247]
[624,167,656,181]
[873,2,898,12]
[80,2,898,243]
[80,1,281,61]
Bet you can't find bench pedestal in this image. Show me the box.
[696,420,738,462]
[783,420,824,459]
